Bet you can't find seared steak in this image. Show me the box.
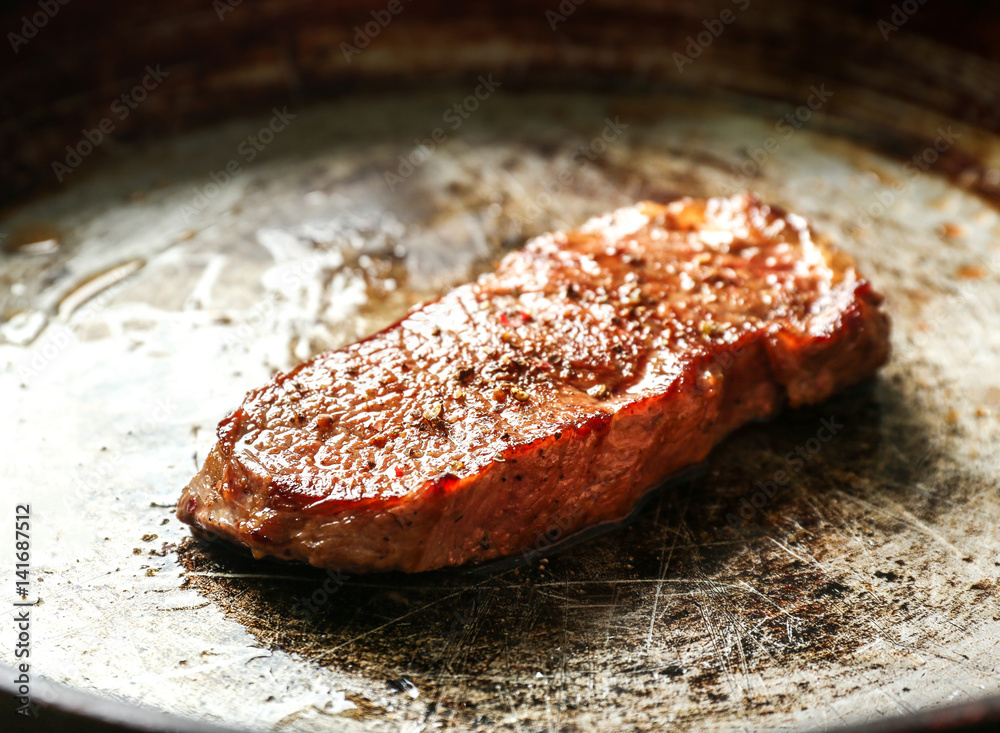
[178,194,890,573]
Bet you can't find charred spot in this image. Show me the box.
[816,581,851,598]
[500,357,528,375]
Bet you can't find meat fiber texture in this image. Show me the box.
[178,194,890,573]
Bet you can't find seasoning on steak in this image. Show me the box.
[178,194,890,573]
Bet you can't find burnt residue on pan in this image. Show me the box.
[5,75,1000,733]
[178,375,997,729]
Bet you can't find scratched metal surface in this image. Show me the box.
[2,87,1000,733]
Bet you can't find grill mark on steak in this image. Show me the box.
[178,194,890,573]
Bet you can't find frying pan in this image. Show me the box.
[3,1,1000,731]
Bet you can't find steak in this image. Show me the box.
[178,194,890,573]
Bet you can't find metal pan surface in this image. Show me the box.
[2,2,1000,731]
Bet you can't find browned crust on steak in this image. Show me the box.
[177,194,890,573]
